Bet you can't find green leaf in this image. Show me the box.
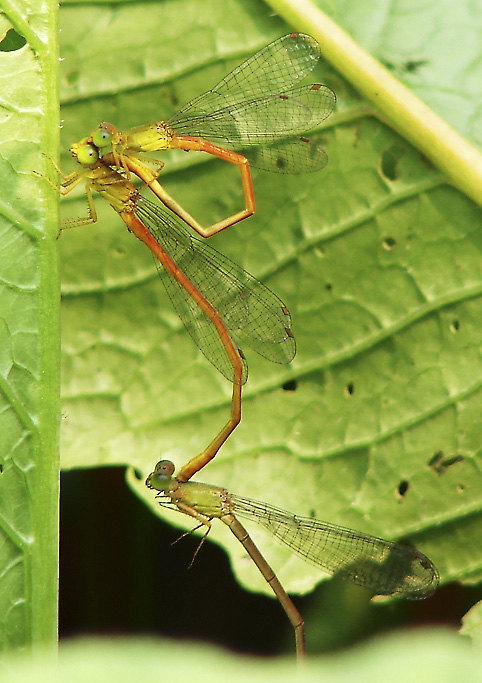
[0,0,60,658]
[268,0,482,205]
[460,599,482,646]
[59,0,482,619]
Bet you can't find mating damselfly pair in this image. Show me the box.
[55,32,438,661]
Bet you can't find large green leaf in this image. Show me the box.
[59,0,482,612]
[0,0,60,658]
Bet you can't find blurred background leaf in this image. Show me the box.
[2,630,481,683]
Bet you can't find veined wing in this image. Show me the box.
[170,33,321,123]
[231,495,439,600]
[135,196,296,383]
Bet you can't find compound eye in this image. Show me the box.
[91,122,115,148]
[75,143,99,165]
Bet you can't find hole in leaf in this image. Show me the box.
[345,382,355,396]
[382,236,397,250]
[379,142,406,180]
[428,451,443,468]
[282,379,297,392]
[429,452,464,475]
[450,319,460,333]
[0,29,26,51]
[398,480,409,496]
[441,455,465,470]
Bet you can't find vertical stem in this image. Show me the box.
[222,514,306,661]
[31,0,61,652]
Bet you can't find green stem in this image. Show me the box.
[31,0,61,652]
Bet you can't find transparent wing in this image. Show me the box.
[171,33,321,120]
[231,495,439,600]
[135,196,296,383]
[244,134,329,174]
[170,83,335,140]
[168,34,336,173]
